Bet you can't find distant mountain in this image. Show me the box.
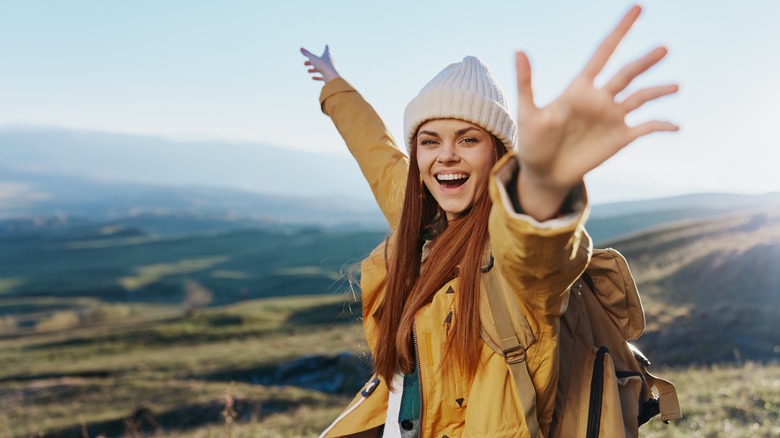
[590,192,780,218]
[3,126,779,244]
[0,126,373,201]
[2,197,779,366]
[587,193,780,245]
[0,168,384,229]
[610,206,780,365]
[3,162,778,244]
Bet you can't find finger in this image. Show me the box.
[301,50,317,63]
[325,44,330,56]
[308,68,318,73]
[628,120,679,141]
[621,84,679,112]
[312,77,324,81]
[581,4,641,80]
[515,51,536,115]
[604,46,668,96]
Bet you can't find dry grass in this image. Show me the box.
[2,292,780,437]
[118,256,230,291]
[0,293,364,437]
[642,362,780,437]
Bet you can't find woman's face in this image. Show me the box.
[416,119,497,221]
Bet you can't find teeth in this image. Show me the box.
[436,173,469,181]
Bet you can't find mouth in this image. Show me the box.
[436,173,469,189]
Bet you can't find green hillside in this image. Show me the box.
[607,207,780,365]
[2,294,779,437]
[2,203,780,436]
[3,205,779,366]
[0,295,368,437]
[0,225,385,318]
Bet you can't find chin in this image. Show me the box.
[441,205,469,220]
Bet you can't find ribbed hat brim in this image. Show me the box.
[404,88,516,153]
[402,56,517,153]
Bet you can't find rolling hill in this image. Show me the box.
[586,192,780,244]
[2,201,779,367]
[3,162,779,242]
[3,126,778,241]
[0,168,385,228]
[0,225,387,330]
[0,127,373,201]
[608,207,780,365]
[1,200,779,436]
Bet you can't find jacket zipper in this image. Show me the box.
[412,321,425,437]
[586,346,609,438]
[318,391,369,438]
[443,308,453,338]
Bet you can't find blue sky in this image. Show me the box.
[0,1,778,203]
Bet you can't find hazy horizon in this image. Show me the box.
[1,125,778,207]
[1,0,778,203]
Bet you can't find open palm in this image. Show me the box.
[516,5,678,189]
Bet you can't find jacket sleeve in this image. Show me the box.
[488,153,593,323]
[320,78,409,229]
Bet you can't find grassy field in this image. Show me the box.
[640,362,780,437]
[610,209,780,366]
[2,293,780,437]
[0,294,368,437]
[0,226,385,309]
[2,207,779,436]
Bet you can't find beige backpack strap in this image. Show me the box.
[646,371,682,422]
[482,262,540,438]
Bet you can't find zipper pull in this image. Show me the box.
[443,308,453,337]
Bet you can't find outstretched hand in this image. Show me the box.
[515,5,678,219]
[300,46,341,83]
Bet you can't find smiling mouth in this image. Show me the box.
[436,173,469,189]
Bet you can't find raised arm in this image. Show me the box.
[301,47,409,229]
[513,5,678,221]
[490,4,678,318]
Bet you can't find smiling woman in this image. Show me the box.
[415,119,501,221]
[300,5,678,437]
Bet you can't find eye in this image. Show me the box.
[420,139,439,146]
[459,137,479,145]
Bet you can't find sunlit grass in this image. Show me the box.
[64,235,159,249]
[118,256,230,290]
[3,210,779,436]
[3,291,780,437]
[274,266,341,281]
[0,293,364,437]
[211,270,250,279]
[642,362,780,437]
[0,278,25,294]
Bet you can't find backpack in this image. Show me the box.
[480,247,682,438]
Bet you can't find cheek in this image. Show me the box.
[416,149,430,168]
[471,150,497,177]
[416,151,435,177]
[415,156,433,190]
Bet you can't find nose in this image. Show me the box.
[436,141,460,163]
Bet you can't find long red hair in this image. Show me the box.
[373,134,506,384]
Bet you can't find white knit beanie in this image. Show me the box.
[403,56,517,154]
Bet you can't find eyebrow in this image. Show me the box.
[456,127,481,136]
[418,127,483,138]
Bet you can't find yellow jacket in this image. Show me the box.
[319,78,592,438]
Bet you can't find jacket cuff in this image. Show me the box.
[319,77,357,113]
[490,154,588,231]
